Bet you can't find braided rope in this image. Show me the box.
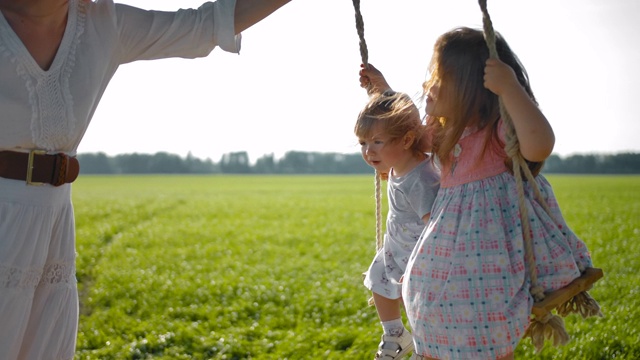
[375,171,383,251]
[352,0,381,251]
[352,0,369,67]
[478,0,549,301]
[480,6,602,350]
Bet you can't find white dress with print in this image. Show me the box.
[364,158,440,299]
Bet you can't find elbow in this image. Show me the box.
[523,134,555,162]
[422,213,431,224]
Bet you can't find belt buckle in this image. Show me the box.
[26,149,47,186]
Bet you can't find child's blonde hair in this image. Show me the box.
[355,91,424,155]
[355,91,424,252]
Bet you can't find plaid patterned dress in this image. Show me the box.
[402,125,593,359]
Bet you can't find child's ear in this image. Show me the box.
[403,131,416,150]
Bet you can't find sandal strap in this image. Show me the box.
[375,334,413,359]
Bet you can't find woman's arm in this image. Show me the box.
[234,0,291,33]
[484,58,555,162]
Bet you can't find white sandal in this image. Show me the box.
[374,330,414,360]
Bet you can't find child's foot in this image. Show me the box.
[374,329,414,359]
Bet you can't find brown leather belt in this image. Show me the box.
[0,150,80,186]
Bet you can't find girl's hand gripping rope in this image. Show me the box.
[359,63,392,95]
[483,58,555,162]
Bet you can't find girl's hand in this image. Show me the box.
[483,58,520,96]
[484,59,556,162]
[359,63,392,95]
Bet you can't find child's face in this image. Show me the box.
[358,123,405,174]
[424,82,445,117]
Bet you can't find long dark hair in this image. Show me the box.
[424,27,536,168]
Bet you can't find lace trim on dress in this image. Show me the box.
[0,262,76,289]
[31,0,87,151]
[39,262,77,286]
[0,0,86,151]
[57,0,87,148]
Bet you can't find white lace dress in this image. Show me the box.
[0,1,240,358]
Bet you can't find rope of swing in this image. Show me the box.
[478,0,554,304]
[353,0,369,67]
[352,0,383,252]
[478,4,605,351]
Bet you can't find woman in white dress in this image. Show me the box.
[0,0,291,358]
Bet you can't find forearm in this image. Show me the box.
[234,0,291,33]
[500,84,555,162]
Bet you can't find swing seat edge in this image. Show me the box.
[531,267,604,318]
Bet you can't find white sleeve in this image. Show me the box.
[109,0,241,64]
[212,0,241,53]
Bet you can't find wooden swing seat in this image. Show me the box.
[531,267,604,318]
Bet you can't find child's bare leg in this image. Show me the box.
[372,292,402,321]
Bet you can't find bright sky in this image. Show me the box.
[78,0,640,163]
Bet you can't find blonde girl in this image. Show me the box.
[356,90,440,360]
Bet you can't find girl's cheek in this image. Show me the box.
[425,99,438,116]
[425,102,433,115]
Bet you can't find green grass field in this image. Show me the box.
[71,175,640,359]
